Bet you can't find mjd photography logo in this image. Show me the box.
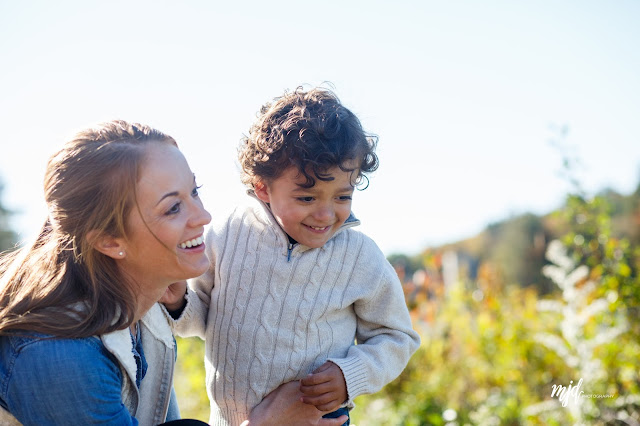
[551,378,584,407]
[550,378,616,407]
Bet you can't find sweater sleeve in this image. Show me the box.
[167,227,217,339]
[327,240,421,403]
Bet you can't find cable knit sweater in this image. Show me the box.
[171,194,421,426]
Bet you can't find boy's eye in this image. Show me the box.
[339,195,353,201]
[297,196,314,202]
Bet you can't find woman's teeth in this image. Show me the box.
[307,225,328,231]
[179,236,204,249]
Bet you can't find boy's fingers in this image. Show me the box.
[301,362,341,387]
[299,381,334,396]
[300,392,338,409]
[300,372,329,387]
[311,362,332,374]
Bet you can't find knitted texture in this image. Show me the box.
[172,196,420,426]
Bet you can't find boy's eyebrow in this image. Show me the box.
[291,185,355,193]
[292,186,314,193]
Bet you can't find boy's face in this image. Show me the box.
[255,164,357,248]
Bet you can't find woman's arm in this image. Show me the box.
[4,336,136,425]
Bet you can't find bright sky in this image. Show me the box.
[1,1,639,255]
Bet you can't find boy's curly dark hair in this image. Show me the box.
[239,87,379,189]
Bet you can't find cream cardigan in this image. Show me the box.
[171,195,420,426]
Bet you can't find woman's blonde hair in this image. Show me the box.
[0,120,176,338]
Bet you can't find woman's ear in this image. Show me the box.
[254,180,271,203]
[86,230,127,260]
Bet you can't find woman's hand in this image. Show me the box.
[159,281,188,311]
[241,381,348,426]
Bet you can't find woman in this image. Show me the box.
[0,120,346,426]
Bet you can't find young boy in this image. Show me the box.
[167,88,421,426]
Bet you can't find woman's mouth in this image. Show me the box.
[179,235,204,249]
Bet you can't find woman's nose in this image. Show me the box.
[190,202,212,227]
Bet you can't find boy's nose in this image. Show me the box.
[313,205,334,222]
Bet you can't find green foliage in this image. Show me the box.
[174,337,209,422]
[352,282,574,425]
[485,213,550,292]
[388,253,423,282]
[557,193,640,337]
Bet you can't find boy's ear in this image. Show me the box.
[254,180,270,203]
[86,230,127,260]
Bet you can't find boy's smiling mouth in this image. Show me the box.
[304,224,331,232]
[179,235,204,249]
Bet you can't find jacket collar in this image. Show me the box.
[100,303,174,389]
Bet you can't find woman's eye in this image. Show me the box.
[192,185,202,197]
[166,202,181,215]
[339,195,353,201]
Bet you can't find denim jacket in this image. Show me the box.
[0,303,177,425]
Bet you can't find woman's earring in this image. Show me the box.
[118,251,124,257]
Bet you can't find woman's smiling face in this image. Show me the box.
[117,142,211,291]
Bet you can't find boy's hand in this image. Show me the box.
[159,281,188,311]
[299,361,348,412]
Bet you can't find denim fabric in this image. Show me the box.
[166,387,181,421]
[322,406,350,426]
[132,325,148,388]
[0,333,138,425]
[165,333,181,422]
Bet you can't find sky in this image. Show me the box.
[1,0,639,256]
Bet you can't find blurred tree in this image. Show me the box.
[0,181,18,252]
[387,253,423,282]
[486,213,551,293]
